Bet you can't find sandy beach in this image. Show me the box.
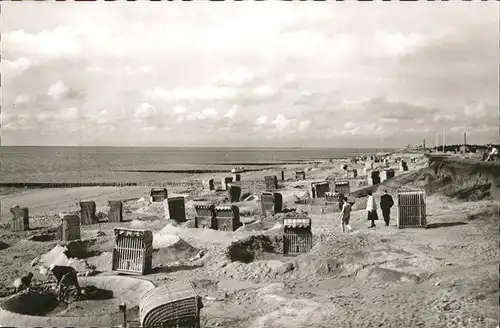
[0,150,498,328]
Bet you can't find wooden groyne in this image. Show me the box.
[200,161,322,166]
[0,179,268,189]
[0,181,197,189]
[0,178,272,190]
[112,168,263,173]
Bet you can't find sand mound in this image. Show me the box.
[309,233,370,257]
[133,200,165,216]
[181,220,196,228]
[236,218,281,232]
[153,233,182,249]
[85,252,112,272]
[356,266,421,284]
[129,218,164,230]
[351,197,367,211]
[295,256,343,277]
[152,234,200,264]
[157,224,237,247]
[87,235,202,272]
[236,220,264,232]
[411,155,500,199]
[32,243,98,274]
[257,283,286,296]
[252,295,326,328]
[63,240,102,259]
[450,183,492,200]
[218,259,293,283]
[226,235,283,263]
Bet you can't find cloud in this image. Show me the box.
[251,85,278,99]
[47,81,69,100]
[217,67,255,87]
[14,95,31,105]
[61,107,82,121]
[297,119,311,132]
[344,122,356,130]
[185,112,205,121]
[433,114,456,123]
[146,86,238,102]
[95,110,116,125]
[124,65,150,76]
[272,114,291,132]
[1,112,14,125]
[134,102,157,121]
[3,58,35,77]
[145,81,282,107]
[1,3,497,147]
[299,97,498,143]
[256,116,268,126]
[201,108,218,118]
[224,105,239,119]
[3,24,111,57]
[2,113,36,131]
[378,32,427,57]
[379,118,400,124]
[173,106,187,115]
[464,102,491,120]
[173,107,220,123]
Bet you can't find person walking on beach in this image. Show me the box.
[366,191,378,228]
[338,196,353,232]
[338,193,344,211]
[380,190,394,226]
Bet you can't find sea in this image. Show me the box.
[0,146,394,184]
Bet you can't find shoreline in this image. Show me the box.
[0,153,417,220]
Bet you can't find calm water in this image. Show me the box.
[0,147,393,183]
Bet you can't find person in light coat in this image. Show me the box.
[366,191,379,228]
[485,144,499,162]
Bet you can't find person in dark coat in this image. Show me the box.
[41,264,83,301]
[380,190,394,226]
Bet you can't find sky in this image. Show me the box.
[1,2,499,148]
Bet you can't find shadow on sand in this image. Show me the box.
[0,241,9,250]
[28,227,47,232]
[426,222,468,229]
[151,264,204,274]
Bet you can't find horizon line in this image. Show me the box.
[0,145,400,149]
